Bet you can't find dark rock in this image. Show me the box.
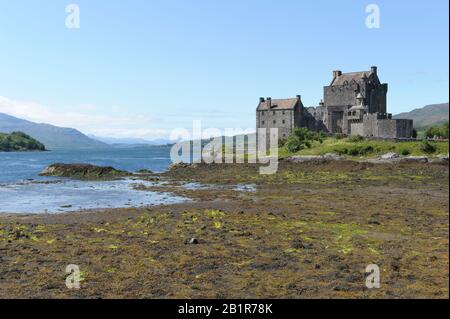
[168,162,193,171]
[291,239,314,250]
[291,239,305,249]
[39,163,131,180]
[346,271,364,283]
[186,238,199,245]
[136,169,153,174]
[368,219,381,225]
[400,156,429,163]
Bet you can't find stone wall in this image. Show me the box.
[368,83,388,113]
[324,82,387,114]
[324,84,358,107]
[350,122,365,136]
[361,114,413,138]
[304,106,329,133]
[395,119,414,138]
[257,109,298,140]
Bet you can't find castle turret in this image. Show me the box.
[370,66,378,76]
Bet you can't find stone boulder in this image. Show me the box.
[430,154,449,164]
[323,153,345,161]
[39,163,131,180]
[286,154,346,163]
[380,152,400,160]
[286,155,326,164]
[168,162,195,171]
[400,156,429,163]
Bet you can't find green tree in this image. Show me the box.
[284,128,324,153]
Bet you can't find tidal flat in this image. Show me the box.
[0,160,448,298]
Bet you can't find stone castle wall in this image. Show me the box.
[257,109,299,140]
[256,68,413,140]
[357,114,413,138]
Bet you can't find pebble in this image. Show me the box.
[186,238,199,245]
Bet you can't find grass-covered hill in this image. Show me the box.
[0,131,46,152]
[394,103,449,129]
[0,113,109,150]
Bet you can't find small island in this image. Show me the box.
[0,131,46,152]
[39,163,132,180]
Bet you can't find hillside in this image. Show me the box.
[0,113,109,150]
[394,103,449,129]
[0,131,46,152]
[88,134,175,146]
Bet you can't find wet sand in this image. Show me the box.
[0,160,448,298]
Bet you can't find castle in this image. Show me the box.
[256,66,413,140]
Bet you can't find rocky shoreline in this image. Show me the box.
[0,158,448,298]
[39,163,132,180]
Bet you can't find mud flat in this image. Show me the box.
[0,160,448,298]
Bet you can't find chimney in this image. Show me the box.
[266,97,272,108]
[259,97,265,103]
[319,99,324,107]
[296,95,301,100]
[333,70,342,78]
[371,66,377,75]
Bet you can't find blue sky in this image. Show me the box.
[0,0,448,139]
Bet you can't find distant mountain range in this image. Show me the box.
[1,102,448,150]
[394,103,449,129]
[87,135,176,146]
[0,113,109,150]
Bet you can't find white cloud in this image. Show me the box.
[0,95,255,140]
[0,95,167,139]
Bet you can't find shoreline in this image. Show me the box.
[1,156,448,216]
[0,160,448,298]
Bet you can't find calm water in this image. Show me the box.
[0,146,189,214]
[0,146,174,183]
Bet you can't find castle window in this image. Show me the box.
[262,111,265,116]
[282,120,285,124]
[282,111,285,115]
[273,120,276,124]
[261,121,265,125]
[273,111,276,115]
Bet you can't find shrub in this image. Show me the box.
[333,144,375,156]
[284,128,324,153]
[425,123,449,139]
[421,141,437,154]
[284,135,303,153]
[347,146,360,156]
[348,135,364,143]
[333,147,346,155]
[412,129,418,139]
[400,149,411,156]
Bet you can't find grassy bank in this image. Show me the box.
[278,137,449,159]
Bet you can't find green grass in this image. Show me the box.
[278,137,449,159]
